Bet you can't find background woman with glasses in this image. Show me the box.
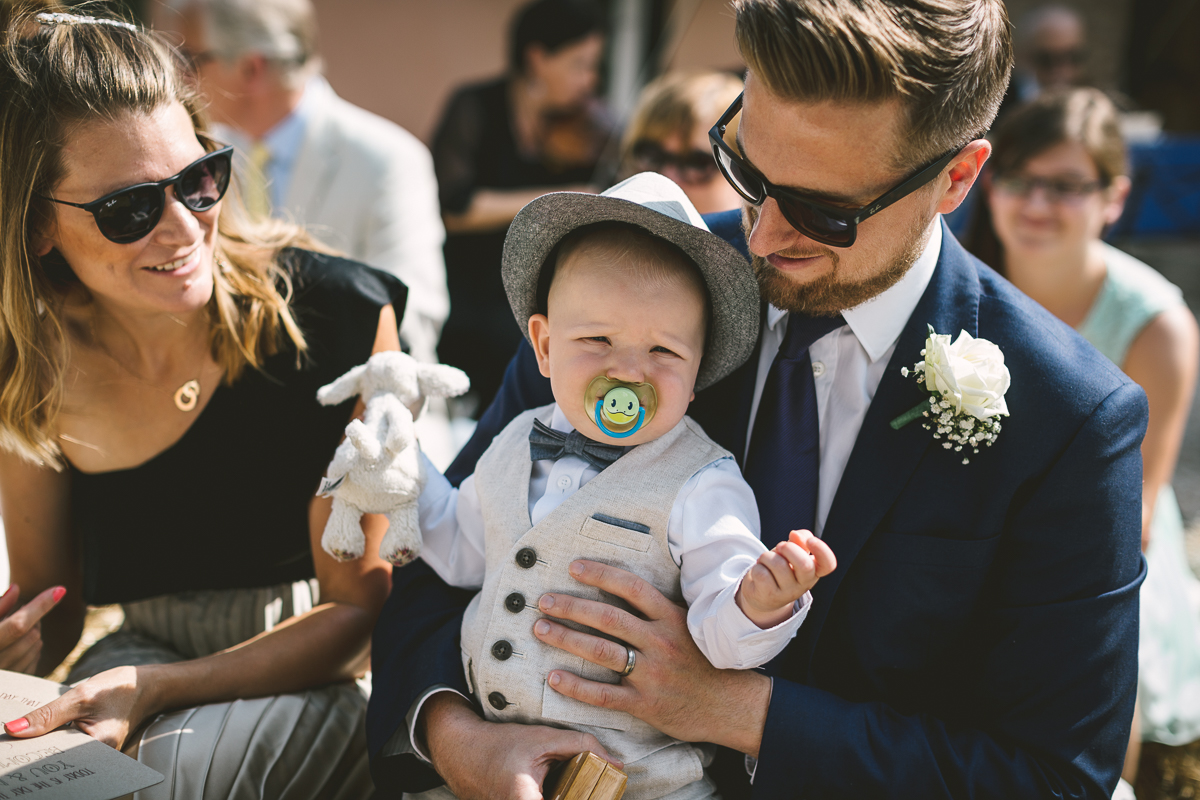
[968,87,1200,790]
[618,71,744,215]
[0,10,402,797]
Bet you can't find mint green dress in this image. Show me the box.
[1077,243,1200,745]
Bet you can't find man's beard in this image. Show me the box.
[742,205,930,317]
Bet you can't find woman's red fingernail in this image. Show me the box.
[3,585,15,597]
[6,718,28,734]
[51,587,66,603]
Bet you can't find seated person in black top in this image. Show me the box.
[0,10,403,797]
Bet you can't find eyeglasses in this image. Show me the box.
[709,93,961,247]
[992,174,1101,204]
[629,140,720,185]
[36,146,233,244]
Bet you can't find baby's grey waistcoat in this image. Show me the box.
[462,405,730,800]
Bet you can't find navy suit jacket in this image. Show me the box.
[368,212,1147,799]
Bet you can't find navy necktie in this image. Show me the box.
[744,313,846,549]
[528,419,625,471]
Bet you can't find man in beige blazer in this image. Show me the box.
[153,0,456,464]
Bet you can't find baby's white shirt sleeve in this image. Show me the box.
[669,457,812,670]
[416,450,487,589]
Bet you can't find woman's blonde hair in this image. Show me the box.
[0,7,315,466]
[618,71,744,176]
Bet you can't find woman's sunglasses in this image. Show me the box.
[630,140,720,185]
[708,93,961,247]
[36,146,233,244]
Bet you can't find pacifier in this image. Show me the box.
[585,376,658,439]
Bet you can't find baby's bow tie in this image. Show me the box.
[528,419,626,470]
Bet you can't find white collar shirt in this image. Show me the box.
[746,219,942,536]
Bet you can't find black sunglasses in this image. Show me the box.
[709,93,961,247]
[37,146,233,244]
[630,140,720,185]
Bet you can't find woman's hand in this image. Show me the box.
[4,665,159,750]
[422,693,619,800]
[0,584,66,675]
[532,560,772,757]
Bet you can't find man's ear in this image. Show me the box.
[528,314,552,379]
[239,53,270,93]
[936,139,991,215]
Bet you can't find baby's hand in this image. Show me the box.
[737,530,838,629]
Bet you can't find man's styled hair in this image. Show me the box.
[733,0,1013,169]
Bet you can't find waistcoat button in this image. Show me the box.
[491,640,513,660]
[515,548,537,569]
[488,692,508,710]
[504,592,526,613]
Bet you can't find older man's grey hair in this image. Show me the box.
[169,0,320,87]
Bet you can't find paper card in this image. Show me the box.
[0,671,163,800]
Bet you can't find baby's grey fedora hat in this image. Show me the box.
[502,171,759,391]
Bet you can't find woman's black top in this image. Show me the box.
[432,77,600,414]
[70,250,407,605]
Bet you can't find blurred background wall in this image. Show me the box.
[38,0,1200,140]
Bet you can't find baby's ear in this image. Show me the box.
[528,315,552,378]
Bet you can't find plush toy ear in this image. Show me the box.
[317,363,369,406]
[416,363,471,400]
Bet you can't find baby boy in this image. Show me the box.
[415,173,835,800]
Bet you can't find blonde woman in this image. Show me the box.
[618,71,744,215]
[0,10,401,797]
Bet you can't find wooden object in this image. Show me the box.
[545,751,628,800]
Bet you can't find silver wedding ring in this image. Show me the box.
[620,646,637,677]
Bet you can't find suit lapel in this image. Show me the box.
[286,81,342,217]
[785,224,983,676]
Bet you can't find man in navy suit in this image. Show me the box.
[368,1,1147,797]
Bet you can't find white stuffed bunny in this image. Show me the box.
[316,351,469,565]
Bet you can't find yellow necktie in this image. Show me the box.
[244,142,272,219]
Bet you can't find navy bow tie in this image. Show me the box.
[528,419,625,470]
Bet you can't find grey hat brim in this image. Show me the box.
[501,191,759,391]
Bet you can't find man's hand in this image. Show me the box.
[533,560,772,757]
[422,693,620,800]
[739,530,837,628]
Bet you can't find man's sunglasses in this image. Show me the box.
[37,146,233,244]
[709,93,961,247]
[630,140,720,185]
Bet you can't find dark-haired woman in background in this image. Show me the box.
[968,87,1200,787]
[432,0,609,416]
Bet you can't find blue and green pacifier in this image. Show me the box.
[585,376,658,438]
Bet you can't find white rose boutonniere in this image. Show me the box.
[890,325,1011,463]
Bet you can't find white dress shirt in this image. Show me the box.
[747,219,942,536]
[418,404,812,672]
